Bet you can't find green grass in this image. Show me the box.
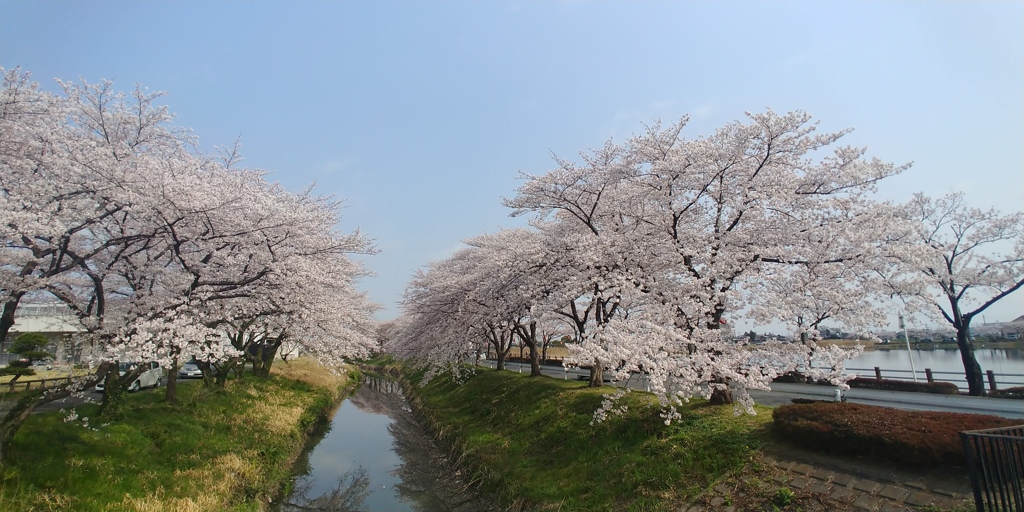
[407,366,773,511]
[0,358,356,512]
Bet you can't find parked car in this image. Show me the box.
[919,338,933,343]
[95,361,163,392]
[178,361,203,379]
[30,360,54,371]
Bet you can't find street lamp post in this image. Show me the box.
[898,314,919,382]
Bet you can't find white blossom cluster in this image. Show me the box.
[391,110,947,418]
[0,68,379,376]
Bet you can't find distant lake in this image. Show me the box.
[845,347,1024,390]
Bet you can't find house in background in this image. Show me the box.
[3,303,85,366]
[1004,315,1024,339]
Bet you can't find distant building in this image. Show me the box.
[3,303,85,365]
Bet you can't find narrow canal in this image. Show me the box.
[271,375,494,512]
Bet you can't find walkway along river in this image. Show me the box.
[270,375,494,512]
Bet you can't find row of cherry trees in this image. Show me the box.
[0,69,379,461]
[390,110,1024,420]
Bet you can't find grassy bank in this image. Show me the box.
[0,357,357,512]
[403,364,773,511]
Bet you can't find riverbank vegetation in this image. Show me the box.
[0,70,379,465]
[403,364,772,511]
[389,358,985,511]
[0,357,355,512]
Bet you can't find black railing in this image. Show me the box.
[961,425,1024,512]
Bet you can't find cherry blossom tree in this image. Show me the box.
[891,193,1024,396]
[507,110,906,413]
[393,228,568,378]
[395,237,512,376]
[0,69,379,461]
[391,109,907,417]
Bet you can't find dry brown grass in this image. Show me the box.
[118,491,223,512]
[270,356,351,400]
[116,446,271,511]
[236,397,305,438]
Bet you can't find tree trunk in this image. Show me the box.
[706,304,734,404]
[709,387,734,405]
[249,354,265,377]
[709,377,734,405]
[100,370,128,418]
[0,389,46,467]
[957,323,985,396]
[495,342,506,370]
[528,342,541,377]
[514,322,543,377]
[0,292,25,345]
[589,362,603,388]
[257,341,282,378]
[164,359,179,403]
[215,357,240,386]
[196,360,215,387]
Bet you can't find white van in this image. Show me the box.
[95,361,163,392]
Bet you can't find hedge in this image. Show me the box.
[846,377,961,395]
[772,373,961,394]
[989,386,1024,399]
[772,402,1020,467]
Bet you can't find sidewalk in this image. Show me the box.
[753,382,1024,419]
[684,450,973,512]
[760,454,970,512]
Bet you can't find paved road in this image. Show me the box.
[481,360,1024,419]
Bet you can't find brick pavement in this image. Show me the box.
[683,454,972,512]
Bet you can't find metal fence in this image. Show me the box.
[845,366,1024,393]
[1,376,75,393]
[961,425,1024,512]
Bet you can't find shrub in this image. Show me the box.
[772,371,808,384]
[989,386,1024,399]
[772,487,795,507]
[772,402,1020,467]
[772,374,961,395]
[846,377,961,394]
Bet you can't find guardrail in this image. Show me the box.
[479,360,652,390]
[1,376,76,393]
[845,367,1024,393]
[487,359,1024,395]
[961,425,1024,511]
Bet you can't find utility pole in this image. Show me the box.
[898,314,918,382]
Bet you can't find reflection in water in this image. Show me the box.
[273,375,494,512]
[278,467,371,512]
[387,398,486,511]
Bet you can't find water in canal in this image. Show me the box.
[271,375,494,512]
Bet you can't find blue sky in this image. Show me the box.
[2,1,1022,330]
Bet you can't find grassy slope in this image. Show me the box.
[407,366,773,511]
[0,358,356,512]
